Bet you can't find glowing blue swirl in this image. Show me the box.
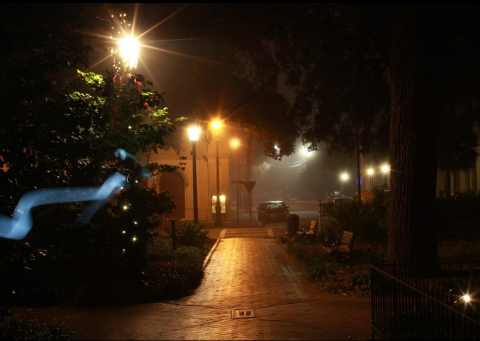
[0,173,126,240]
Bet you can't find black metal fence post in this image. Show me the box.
[171,219,176,251]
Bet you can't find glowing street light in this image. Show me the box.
[463,294,471,303]
[188,127,201,224]
[381,164,390,174]
[367,168,375,175]
[212,120,223,226]
[301,146,314,157]
[119,37,139,69]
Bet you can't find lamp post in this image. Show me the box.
[188,127,200,224]
[212,121,223,226]
[356,125,361,202]
[340,173,349,195]
[232,140,240,226]
[367,168,375,190]
[381,164,390,189]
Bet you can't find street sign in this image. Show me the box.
[232,180,244,184]
[243,181,256,194]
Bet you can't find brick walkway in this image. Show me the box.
[14,228,371,340]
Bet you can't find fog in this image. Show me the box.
[229,138,361,204]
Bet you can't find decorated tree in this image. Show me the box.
[0,5,185,267]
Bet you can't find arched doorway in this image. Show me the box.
[158,171,185,219]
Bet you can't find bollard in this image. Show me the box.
[171,219,176,251]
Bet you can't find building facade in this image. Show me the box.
[360,148,480,196]
[147,130,234,222]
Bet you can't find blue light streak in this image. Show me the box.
[0,148,149,241]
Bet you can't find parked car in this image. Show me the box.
[257,201,290,222]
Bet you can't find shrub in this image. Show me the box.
[141,246,206,301]
[326,189,389,242]
[165,222,209,247]
[436,191,480,238]
[305,259,337,280]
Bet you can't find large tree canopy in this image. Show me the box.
[165,3,480,262]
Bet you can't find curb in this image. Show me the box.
[202,229,226,269]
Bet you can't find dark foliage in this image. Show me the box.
[165,221,210,247]
[326,189,389,242]
[436,192,480,238]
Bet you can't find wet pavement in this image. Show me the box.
[13,227,371,340]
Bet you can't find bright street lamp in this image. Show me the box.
[188,127,201,224]
[119,37,139,69]
[381,164,390,174]
[212,120,223,226]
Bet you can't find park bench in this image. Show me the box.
[297,220,317,238]
[323,231,355,259]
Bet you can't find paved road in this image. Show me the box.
[14,227,371,340]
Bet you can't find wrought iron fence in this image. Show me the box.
[371,258,480,340]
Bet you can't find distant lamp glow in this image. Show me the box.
[341,173,349,181]
[119,37,139,69]
[212,121,221,130]
[132,236,137,242]
[463,294,471,303]
[188,127,201,141]
[123,205,128,210]
[302,146,313,156]
[122,231,126,234]
[381,164,390,174]
[134,221,138,225]
[367,168,375,176]
[232,140,239,147]
[274,145,280,151]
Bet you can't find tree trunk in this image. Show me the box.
[387,4,438,264]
